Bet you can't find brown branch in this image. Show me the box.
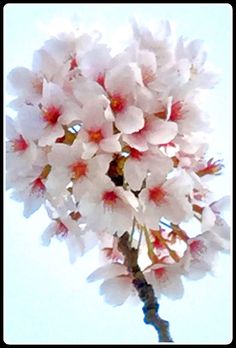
[118,232,173,343]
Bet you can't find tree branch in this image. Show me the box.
[118,232,173,343]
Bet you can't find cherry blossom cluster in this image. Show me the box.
[6,20,230,305]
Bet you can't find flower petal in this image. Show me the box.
[105,64,136,95]
[124,158,147,191]
[42,81,64,107]
[7,67,35,96]
[146,119,177,145]
[17,105,44,141]
[41,222,57,246]
[201,206,216,232]
[210,196,231,214]
[32,48,61,80]
[87,263,127,282]
[123,132,149,151]
[100,276,132,306]
[65,233,85,264]
[38,124,64,146]
[115,106,144,134]
[23,190,45,218]
[82,141,98,159]
[100,134,121,153]
[6,116,18,140]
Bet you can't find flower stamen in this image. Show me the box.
[110,94,127,113]
[70,161,87,180]
[148,186,167,205]
[43,105,62,125]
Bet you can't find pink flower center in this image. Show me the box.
[96,73,105,87]
[189,240,207,257]
[13,135,28,152]
[43,105,62,125]
[148,186,166,205]
[102,190,119,206]
[110,94,127,113]
[130,147,143,160]
[70,161,87,180]
[154,267,167,279]
[169,101,183,121]
[69,57,78,70]
[55,135,66,143]
[56,221,69,237]
[31,178,46,195]
[88,128,104,144]
[153,237,165,250]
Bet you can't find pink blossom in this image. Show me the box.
[5,19,230,312]
[123,147,173,191]
[87,263,134,306]
[181,232,220,280]
[103,63,145,134]
[47,140,112,199]
[145,263,184,300]
[6,116,38,174]
[123,116,177,152]
[9,167,48,218]
[78,96,121,158]
[16,81,82,146]
[138,171,193,229]
[78,176,138,236]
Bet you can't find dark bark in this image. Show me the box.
[118,232,173,343]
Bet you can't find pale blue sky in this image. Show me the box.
[4,3,232,344]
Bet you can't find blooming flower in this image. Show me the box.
[78,96,121,159]
[87,263,134,306]
[145,262,184,300]
[138,170,193,229]
[123,147,173,191]
[123,116,178,152]
[7,66,44,107]
[16,81,82,146]
[78,175,139,236]
[103,62,145,134]
[9,166,48,218]
[46,139,112,199]
[6,115,38,174]
[175,36,219,89]
[180,231,221,280]
[41,216,85,263]
[166,96,210,135]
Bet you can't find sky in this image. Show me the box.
[4,3,232,344]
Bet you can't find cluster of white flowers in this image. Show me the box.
[6,20,230,306]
